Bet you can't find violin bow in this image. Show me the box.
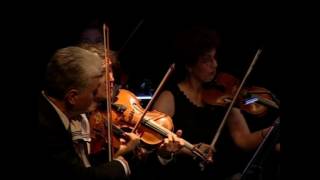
[117,19,144,55]
[103,24,114,162]
[210,49,263,149]
[131,63,175,132]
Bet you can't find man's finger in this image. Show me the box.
[164,138,169,144]
[167,134,173,142]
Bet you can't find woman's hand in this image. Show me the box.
[157,130,184,159]
[194,143,215,164]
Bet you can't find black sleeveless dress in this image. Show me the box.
[163,84,240,179]
[130,84,247,180]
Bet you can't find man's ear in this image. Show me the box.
[65,89,79,105]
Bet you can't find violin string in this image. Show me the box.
[142,119,207,160]
[142,119,169,136]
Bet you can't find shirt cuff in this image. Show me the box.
[114,158,131,176]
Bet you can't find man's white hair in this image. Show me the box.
[45,46,103,99]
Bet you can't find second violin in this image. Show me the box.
[202,72,279,117]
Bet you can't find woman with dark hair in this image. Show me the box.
[152,27,277,179]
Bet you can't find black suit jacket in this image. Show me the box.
[37,94,128,180]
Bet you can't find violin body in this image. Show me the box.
[238,86,274,116]
[88,109,126,155]
[112,89,174,147]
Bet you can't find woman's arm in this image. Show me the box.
[227,108,271,151]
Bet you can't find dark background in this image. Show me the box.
[29,5,280,99]
[3,4,283,179]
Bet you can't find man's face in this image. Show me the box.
[71,77,102,115]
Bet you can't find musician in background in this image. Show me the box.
[152,26,277,179]
[78,22,129,89]
[79,19,103,44]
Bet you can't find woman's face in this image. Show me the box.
[188,48,218,83]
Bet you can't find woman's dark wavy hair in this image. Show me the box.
[173,26,220,82]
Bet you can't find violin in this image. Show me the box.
[202,72,279,117]
[110,89,211,163]
[88,89,210,163]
